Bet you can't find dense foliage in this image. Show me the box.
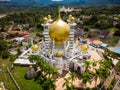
[29,55,58,90]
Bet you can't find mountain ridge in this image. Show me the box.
[10,0,120,5]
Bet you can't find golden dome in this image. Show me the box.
[49,8,70,45]
[0,87,3,90]
[81,44,88,52]
[44,17,48,23]
[32,44,39,51]
[29,65,33,68]
[56,50,63,58]
[48,15,51,19]
[68,14,72,20]
[70,17,75,22]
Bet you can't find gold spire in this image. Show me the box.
[58,6,61,19]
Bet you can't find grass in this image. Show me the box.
[116,61,120,72]
[0,58,17,90]
[108,27,118,33]
[101,36,120,47]
[12,66,42,90]
[0,58,42,90]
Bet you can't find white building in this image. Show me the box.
[14,9,90,75]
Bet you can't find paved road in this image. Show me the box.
[0,15,6,18]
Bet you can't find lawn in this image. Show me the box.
[101,36,120,47]
[12,66,42,90]
[0,58,17,90]
[0,58,42,90]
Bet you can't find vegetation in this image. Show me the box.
[63,72,77,90]
[0,39,10,59]
[0,58,17,90]
[29,55,58,90]
[12,66,42,90]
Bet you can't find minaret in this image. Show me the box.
[68,15,76,56]
[41,17,51,49]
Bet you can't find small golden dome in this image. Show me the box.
[0,87,3,90]
[68,14,72,20]
[56,50,63,58]
[44,17,48,23]
[81,44,88,52]
[49,8,70,45]
[48,15,51,19]
[32,44,39,51]
[37,67,41,72]
[70,17,75,22]
[29,65,33,68]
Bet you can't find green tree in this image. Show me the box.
[83,60,91,71]
[9,54,17,63]
[29,55,58,90]
[81,72,92,88]
[1,50,9,59]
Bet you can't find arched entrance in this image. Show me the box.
[76,67,81,75]
[69,61,74,72]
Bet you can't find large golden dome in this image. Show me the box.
[49,8,70,45]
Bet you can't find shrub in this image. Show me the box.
[1,50,9,59]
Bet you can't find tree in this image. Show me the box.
[81,72,92,88]
[62,72,77,90]
[29,55,58,90]
[1,50,9,59]
[63,78,76,90]
[29,55,39,63]
[69,72,77,82]
[114,29,120,36]
[92,60,98,67]
[9,54,17,63]
[84,28,89,32]
[83,60,91,71]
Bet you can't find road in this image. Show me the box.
[0,15,6,18]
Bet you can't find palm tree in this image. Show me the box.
[63,78,76,90]
[103,59,112,69]
[29,55,58,90]
[92,60,98,67]
[28,55,38,63]
[96,67,109,82]
[69,72,77,82]
[42,78,56,90]
[83,60,91,71]
[62,72,77,90]
[63,78,70,90]
[81,72,92,88]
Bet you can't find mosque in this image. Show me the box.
[30,8,90,74]
[14,8,90,74]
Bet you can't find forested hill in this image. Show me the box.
[10,0,120,5]
[0,0,120,14]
